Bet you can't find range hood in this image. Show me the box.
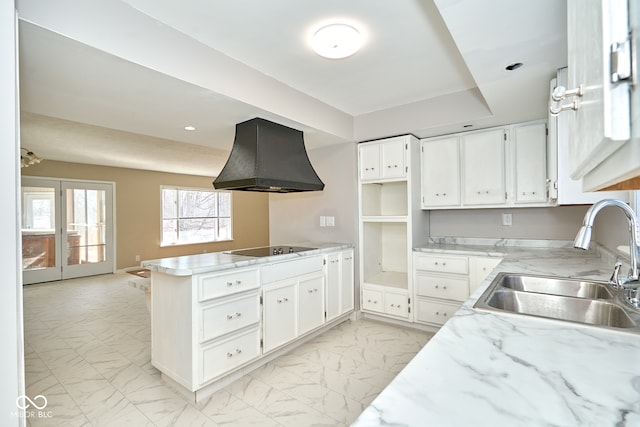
[213,118,325,193]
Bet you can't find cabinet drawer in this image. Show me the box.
[198,268,259,301]
[415,273,469,301]
[415,254,468,274]
[415,299,459,326]
[385,291,408,318]
[362,288,383,313]
[200,327,261,385]
[200,292,260,343]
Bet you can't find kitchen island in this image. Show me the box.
[353,239,640,426]
[142,242,355,402]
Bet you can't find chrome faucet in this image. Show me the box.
[573,199,640,288]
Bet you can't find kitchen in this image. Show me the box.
[3,0,640,426]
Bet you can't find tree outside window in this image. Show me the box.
[161,187,232,246]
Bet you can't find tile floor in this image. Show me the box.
[23,272,434,426]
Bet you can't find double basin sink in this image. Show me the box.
[473,273,640,331]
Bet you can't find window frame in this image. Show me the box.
[160,185,233,247]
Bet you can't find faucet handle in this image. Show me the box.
[609,261,623,289]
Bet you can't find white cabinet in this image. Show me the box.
[469,256,502,294]
[151,267,262,392]
[512,122,548,204]
[564,0,640,190]
[420,136,460,208]
[262,281,297,353]
[461,128,506,206]
[550,68,630,202]
[261,256,325,353]
[358,136,407,181]
[421,121,551,209]
[325,249,355,322]
[358,135,428,322]
[413,252,502,327]
[298,274,324,335]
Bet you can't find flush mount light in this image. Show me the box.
[505,62,524,71]
[463,124,473,128]
[184,125,196,131]
[311,23,363,59]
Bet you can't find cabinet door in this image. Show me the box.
[298,274,324,335]
[263,283,297,353]
[381,139,406,179]
[359,143,380,181]
[567,0,630,181]
[362,287,383,313]
[384,291,408,318]
[340,250,355,314]
[325,253,341,321]
[421,137,460,207]
[461,129,506,205]
[513,122,548,204]
[470,257,502,293]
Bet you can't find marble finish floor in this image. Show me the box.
[23,273,433,426]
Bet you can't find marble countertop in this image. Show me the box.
[353,238,640,427]
[142,242,352,276]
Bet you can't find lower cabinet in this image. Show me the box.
[151,248,355,397]
[413,252,502,327]
[263,281,298,353]
[325,249,355,321]
[362,284,409,319]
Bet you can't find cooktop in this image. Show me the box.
[225,246,316,257]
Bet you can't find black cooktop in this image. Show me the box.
[226,246,316,257]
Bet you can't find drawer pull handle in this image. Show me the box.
[226,348,243,358]
[226,312,242,320]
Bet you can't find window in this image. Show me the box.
[161,186,232,246]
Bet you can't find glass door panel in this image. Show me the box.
[61,181,113,280]
[21,179,62,284]
[21,178,114,284]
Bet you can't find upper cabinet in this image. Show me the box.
[359,136,407,181]
[560,0,640,190]
[420,136,460,208]
[549,68,629,203]
[461,128,506,206]
[421,121,551,209]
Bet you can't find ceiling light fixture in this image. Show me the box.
[184,125,196,131]
[20,148,42,168]
[505,62,524,71]
[311,23,363,59]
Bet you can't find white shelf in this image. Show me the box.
[363,271,408,289]
[361,216,407,223]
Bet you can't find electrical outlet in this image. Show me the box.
[502,213,513,226]
[135,255,141,262]
[320,216,326,227]
[327,216,335,227]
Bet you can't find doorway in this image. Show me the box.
[21,177,115,284]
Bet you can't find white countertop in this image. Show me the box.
[353,238,640,427]
[142,242,352,276]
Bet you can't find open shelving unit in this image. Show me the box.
[357,135,428,321]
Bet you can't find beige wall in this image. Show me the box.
[22,161,269,269]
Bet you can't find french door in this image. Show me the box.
[21,177,115,284]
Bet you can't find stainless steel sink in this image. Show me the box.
[474,273,640,331]
[498,274,614,299]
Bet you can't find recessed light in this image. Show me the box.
[505,62,523,71]
[311,23,363,59]
[184,125,196,131]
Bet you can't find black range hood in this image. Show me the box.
[213,118,325,193]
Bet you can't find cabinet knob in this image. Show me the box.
[235,312,242,317]
[226,281,233,287]
[236,280,242,285]
[226,314,234,320]
[308,289,313,293]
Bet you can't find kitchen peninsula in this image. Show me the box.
[353,239,640,426]
[142,243,354,402]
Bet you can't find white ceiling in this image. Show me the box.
[17,0,567,177]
